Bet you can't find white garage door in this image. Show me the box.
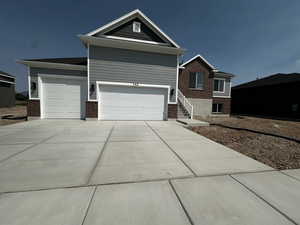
[99,85,167,120]
[41,77,86,119]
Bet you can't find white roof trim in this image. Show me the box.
[0,73,15,79]
[79,35,185,55]
[104,35,170,46]
[181,54,216,70]
[86,9,180,48]
[17,60,87,71]
[0,79,15,84]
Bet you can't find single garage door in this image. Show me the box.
[99,85,167,120]
[41,77,86,119]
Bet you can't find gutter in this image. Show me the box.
[17,60,87,71]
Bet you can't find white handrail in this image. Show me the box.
[177,89,193,119]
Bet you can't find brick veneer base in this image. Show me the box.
[27,100,40,117]
[86,101,98,118]
[168,104,178,119]
[212,97,231,114]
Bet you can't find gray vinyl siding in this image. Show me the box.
[29,67,87,99]
[213,77,231,97]
[89,46,177,102]
[0,82,15,107]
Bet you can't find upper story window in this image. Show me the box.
[189,72,204,89]
[133,21,141,33]
[214,79,225,92]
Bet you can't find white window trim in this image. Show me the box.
[212,103,223,113]
[213,78,226,93]
[133,21,141,33]
[189,72,204,90]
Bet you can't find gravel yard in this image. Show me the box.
[191,116,300,170]
[0,103,27,126]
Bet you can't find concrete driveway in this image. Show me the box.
[0,120,299,225]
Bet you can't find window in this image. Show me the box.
[133,21,141,33]
[189,72,204,89]
[214,79,225,92]
[212,103,223,113]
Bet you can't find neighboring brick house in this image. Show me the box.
[0,71,15,108]
[232,73,300,118]
[179,55,234,117]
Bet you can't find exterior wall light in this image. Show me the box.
[170,88,174,97]
[31,82,36,91]
[90,84,95,96]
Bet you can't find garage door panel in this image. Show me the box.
[42,77,86,119]
[99,85,167,120]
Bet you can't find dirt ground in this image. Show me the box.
[199,115,300,140]
[0,103,27,126]
[191,116,300,170]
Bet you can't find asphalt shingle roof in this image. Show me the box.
[24,57,87,66]
[233,73,300,90]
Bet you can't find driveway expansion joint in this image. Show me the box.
[86,126,115,184]
[80,186,98,225]
[0,170,281,195]
[168,180,195,225]
[279,170,300,183]
[145,121,197,177]
[0,130,65,164]
[229,175,299,225]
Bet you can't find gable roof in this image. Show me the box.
[233,73,300,90]
[181,54,216,70]
[86,9,180,48]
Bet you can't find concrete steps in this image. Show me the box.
[177,102,190,119]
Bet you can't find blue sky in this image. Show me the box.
[1,0,300,92]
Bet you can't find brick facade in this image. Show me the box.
[168,104,177,119]
[179,59,214,99]
[86,101,98,118]
[27,100,40,117]
[213,97,231,114]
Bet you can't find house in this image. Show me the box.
[18,9,234,120]
[18,9,184,120]
[0,71,15,108]
[232,73,300,119]
[178,55,234,118]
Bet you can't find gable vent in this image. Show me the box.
[133,21,141,33]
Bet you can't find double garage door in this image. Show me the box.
[41,77,86,119]
[99,85,168,120]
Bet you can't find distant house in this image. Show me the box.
[0,71,15,108]
[232,73,300,118]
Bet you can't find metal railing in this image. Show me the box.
[177,89,193,119]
